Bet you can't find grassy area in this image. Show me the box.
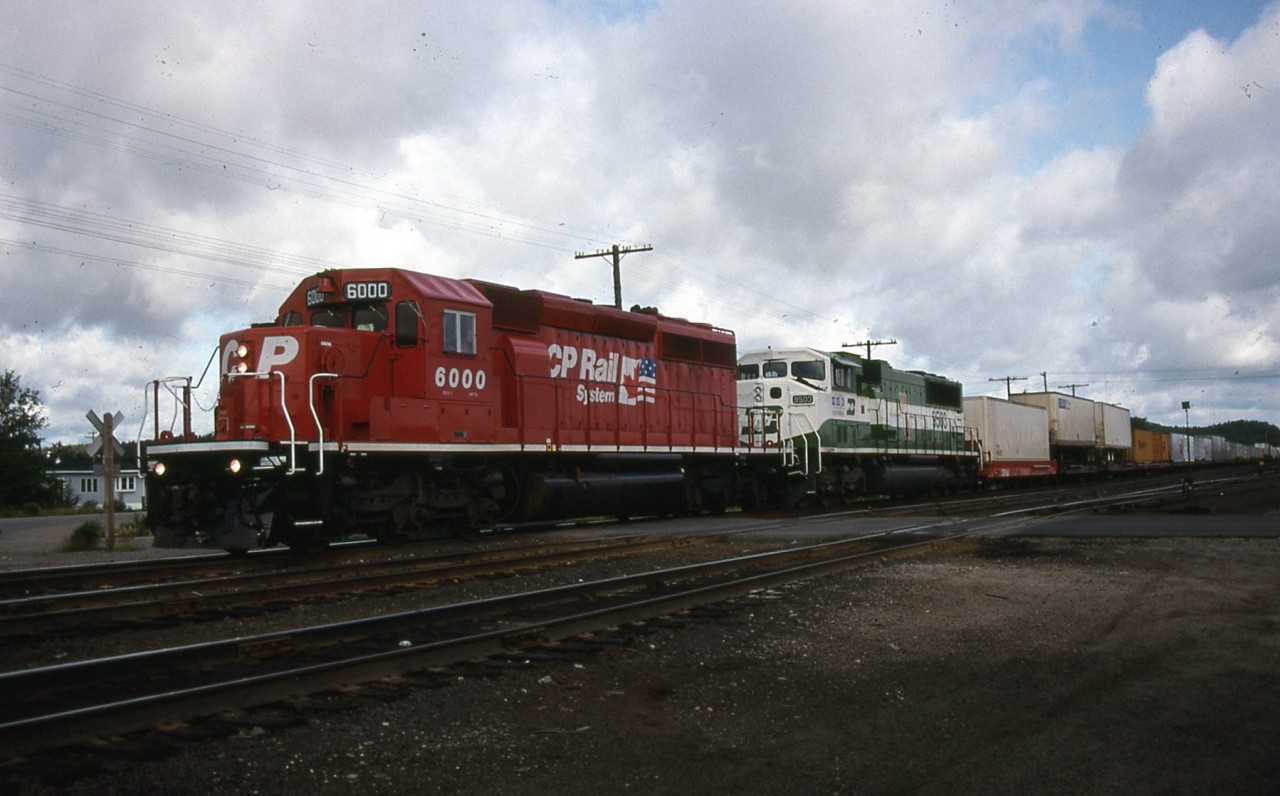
[58,513,151,553]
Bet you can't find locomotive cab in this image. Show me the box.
[737,348,848,449]
[146,269,503,551]
[260,269,497,446]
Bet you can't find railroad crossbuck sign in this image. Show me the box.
[87,410,125,461]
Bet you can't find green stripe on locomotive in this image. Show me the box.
[814,417,966,453]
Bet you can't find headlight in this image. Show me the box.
[152,461,166,477]
[228,459,242,474]
[236,343,249,358]
[235,361,249,374]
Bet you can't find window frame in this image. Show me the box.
[443,308,477,355]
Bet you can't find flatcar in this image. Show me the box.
[144,268,738,552]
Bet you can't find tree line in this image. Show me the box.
[1131,416,1280,447]
[0,370,74,512]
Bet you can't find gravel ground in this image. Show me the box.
[5,481,1279,795]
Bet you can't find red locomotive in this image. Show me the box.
[145,268,738,551]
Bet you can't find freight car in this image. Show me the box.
[736,347,978,505]
[962,395,1057,479]
[144,268,739,552]
[970,391,1134,479]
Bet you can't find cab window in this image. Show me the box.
[833,361,858,392]
[762,360,788,378]
[444,309,476,355]
[737,363,760,380]
[352,304,388,332]
[792,360,826,381]
[281,311,303,326]
[310,308,344,327]
[395,301,421,348]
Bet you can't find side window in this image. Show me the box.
[833,362,857,392]
[395,301,421,348]
[281,311,303,326]
[443,309,476,355]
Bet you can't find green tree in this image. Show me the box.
[0,370,53,509]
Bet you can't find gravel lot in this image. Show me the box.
[5,480,1279,795]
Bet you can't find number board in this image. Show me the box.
[343,281,391,301]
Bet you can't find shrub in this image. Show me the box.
[61,520,104,553]
[118,513,152,538]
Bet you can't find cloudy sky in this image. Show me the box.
[1,0,1277,444]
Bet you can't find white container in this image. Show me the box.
[1094,402,1133,450]
[1010,392,1097,446]
[964,396,1050,462]
[1170,433,1192,463]
[1195,436,1214,462]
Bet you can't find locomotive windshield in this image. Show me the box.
[311,308,344,327]
[737,363,760,380]
[305,304,389,332]
[762,360,788,378]
[353,304,388,332]
[791,360,826,381]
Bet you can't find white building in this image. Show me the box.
[54,469,145,510]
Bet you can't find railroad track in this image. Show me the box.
[0,538,374,598]
[2,473,1264,764]
[2,478,1179,762]
[1,470,1254,643]
[0,532,724,640]
[865,467,1271,517]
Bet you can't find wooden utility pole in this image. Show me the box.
[574,243,653,309]
[842,339,897,360]
[989,376,1027,399]
[1057,383,1090,396]
[87,410,124,552]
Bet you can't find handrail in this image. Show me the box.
[274,371,298,474]
[787,410,822,476]
[226,370,299,474]
[309,373,339,475]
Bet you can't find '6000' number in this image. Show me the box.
[344,281,390,301]
[435,367,486,391]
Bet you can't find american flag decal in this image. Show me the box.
[620,355,658,405]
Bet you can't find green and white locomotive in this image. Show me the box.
[736,347,978,505]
